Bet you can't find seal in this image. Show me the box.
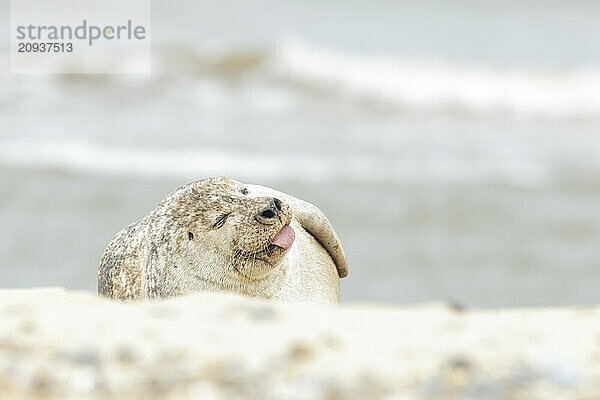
[97,177,348,303]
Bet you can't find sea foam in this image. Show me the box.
[0,140,551,188]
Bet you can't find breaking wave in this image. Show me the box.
[261,40,600,119]
[2,39,600,119]
[0,140,552,188]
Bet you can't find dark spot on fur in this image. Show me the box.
[188,232,194,240]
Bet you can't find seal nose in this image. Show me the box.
[257,198,282,223]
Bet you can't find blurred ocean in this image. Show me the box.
[1,0,599,307]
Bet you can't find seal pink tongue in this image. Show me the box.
[270,225,295,250]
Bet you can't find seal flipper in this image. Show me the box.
[293,201,348,278]
[246,184,348,278]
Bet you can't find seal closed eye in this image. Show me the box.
[212,213,230,229]
[97,176,348,303]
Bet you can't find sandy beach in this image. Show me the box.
[1,288,599,399]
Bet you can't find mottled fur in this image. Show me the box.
[98,177,348,303]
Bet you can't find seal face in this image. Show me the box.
[183,177,295,281]
[98,177,347,302]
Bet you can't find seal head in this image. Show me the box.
[161,177,295,286]
[98,177,347,302]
